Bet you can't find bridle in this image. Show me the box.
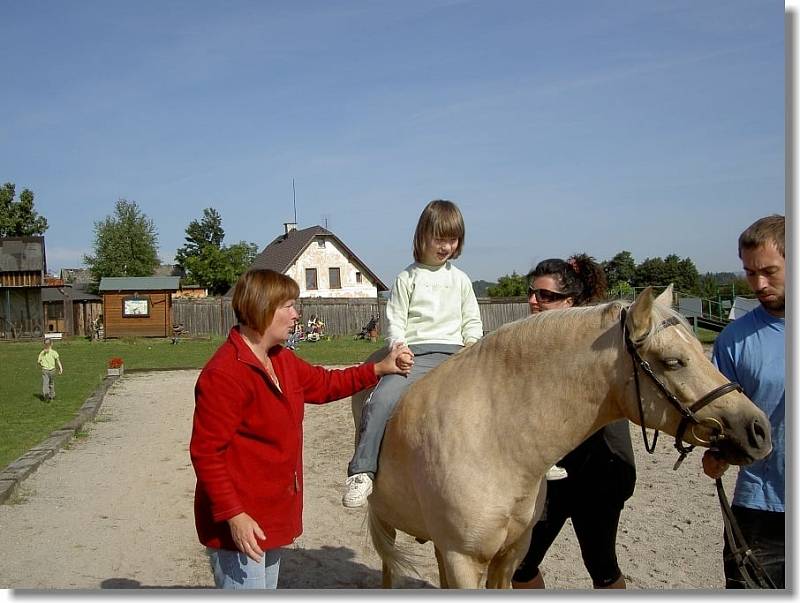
[620,307,742,469]
[620,306,777,588]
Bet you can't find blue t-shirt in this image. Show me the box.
[712,304,784,513]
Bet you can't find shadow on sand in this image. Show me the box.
[98,545,434,589]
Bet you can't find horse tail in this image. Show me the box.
[367,505,426,585]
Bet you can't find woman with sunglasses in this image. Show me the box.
[512,254,637,590]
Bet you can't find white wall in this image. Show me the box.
[286,238,379,298]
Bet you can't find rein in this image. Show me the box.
[619,308,742,469]
[715,477,778,588]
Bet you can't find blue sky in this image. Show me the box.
[1,1,785,284]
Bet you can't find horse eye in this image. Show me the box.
[663,358,683,369]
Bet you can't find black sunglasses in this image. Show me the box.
[528,287,571,303]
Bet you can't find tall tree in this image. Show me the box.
[632,254,700,293]
[83,199,160,286]
[176,208,257,295]
[602,251,636,289]
[0,182,49,236]
[487,272,527,297]
[175,208,224,267]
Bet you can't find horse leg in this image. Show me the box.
[380,525,397,588]
[485,526,533,589]
[486,479,546,588]
[434,546,448,589]
[440,550,487,589]
[381,559,392,589]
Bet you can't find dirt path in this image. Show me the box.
[0,369,735,589]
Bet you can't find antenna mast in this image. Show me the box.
[292,178,297,224]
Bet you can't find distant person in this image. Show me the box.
[512,254,635,590]
[342,199,484,508]
[37,338,63,401]
[190,269,410,589]
[702,214,785,589]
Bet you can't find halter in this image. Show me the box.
[620,307,743,469]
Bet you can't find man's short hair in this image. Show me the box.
[739,214,784,258]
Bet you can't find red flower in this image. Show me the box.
[108,357,124,368]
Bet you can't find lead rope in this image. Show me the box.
[715,478,777,589]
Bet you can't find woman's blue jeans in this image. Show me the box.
[208,547,282,589]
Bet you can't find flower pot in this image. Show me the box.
[107,366,124,377]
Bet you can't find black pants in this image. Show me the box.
[723,505,784,589]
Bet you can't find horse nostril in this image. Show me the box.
[748,417,769,449]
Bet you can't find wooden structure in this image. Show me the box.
[99,276,180,338]
[172,296,532,339]
[0,236,46,338]
[41,285,102,337]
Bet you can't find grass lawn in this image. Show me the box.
[0,335,383,470]
[696,328,719,345]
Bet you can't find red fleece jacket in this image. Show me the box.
[190,326,377,550]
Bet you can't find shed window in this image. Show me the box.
[46,303,64,320]
[329,268,341,289]
[306,268,318,290]
[122,295,150,317]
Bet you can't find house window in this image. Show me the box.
[306,268,318,290]
[329,267,341,289]
[355,272,362,284]
[122,295,150,317]
[317,239,325,248]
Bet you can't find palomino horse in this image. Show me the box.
[351,287,772,589]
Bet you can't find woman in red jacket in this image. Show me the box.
[190,269,409,589]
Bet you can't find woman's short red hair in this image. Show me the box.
[232,269,300,333]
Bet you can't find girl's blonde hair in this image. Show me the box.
[412,199,465,262]
[232,269,300,333]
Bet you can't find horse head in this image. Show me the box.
[622,286,771,466]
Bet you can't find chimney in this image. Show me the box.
[284,222,297,235]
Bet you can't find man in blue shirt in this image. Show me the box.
[702,214,785,589]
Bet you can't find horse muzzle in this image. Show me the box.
[711,412,772,465]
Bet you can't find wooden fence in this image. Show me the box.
[172,297,530,338]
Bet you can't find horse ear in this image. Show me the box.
[655,284,674,306]
[627,286,655,342]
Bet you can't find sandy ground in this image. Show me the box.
[0,368,737,590]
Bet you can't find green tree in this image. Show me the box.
[603,251,636,290]
[696,274,720,300]
[83,199,160,287]
[632,254,700,293]
[176,208,257,295]
[0,182,48,236]
[175,208,224,267]
[487,272,527,297]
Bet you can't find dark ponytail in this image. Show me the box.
[527,253,607,307]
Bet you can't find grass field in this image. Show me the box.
[0,335,383,470]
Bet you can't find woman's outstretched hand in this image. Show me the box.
[227,512,266,562]
[375,342,413,376]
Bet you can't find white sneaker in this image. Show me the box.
[546,465,568,481]
[342,473,373,508]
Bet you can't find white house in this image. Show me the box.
[240,223,387,298]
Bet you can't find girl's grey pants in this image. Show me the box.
[348,343,462,477]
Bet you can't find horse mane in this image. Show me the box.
[484,300,625,344]
[477,297,692,352]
